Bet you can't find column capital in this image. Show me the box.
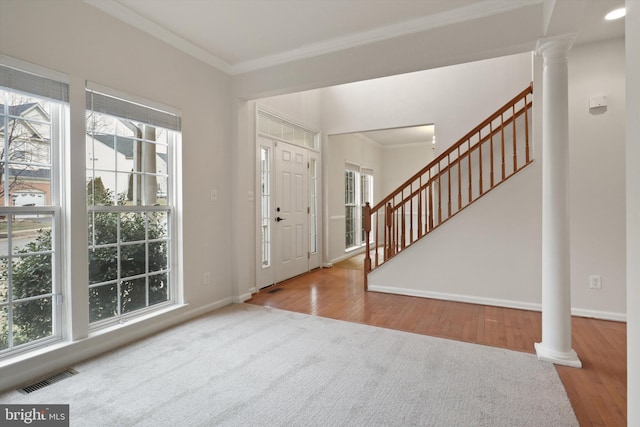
[536,33,578,64]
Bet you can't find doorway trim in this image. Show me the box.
[255,106,321,289]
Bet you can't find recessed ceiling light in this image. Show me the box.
[605,8,626,20]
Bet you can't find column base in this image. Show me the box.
[534,342,582,368]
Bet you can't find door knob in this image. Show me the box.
[275,216,285,222]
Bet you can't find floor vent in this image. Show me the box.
[267,288,284,294]
[18,369,78,394]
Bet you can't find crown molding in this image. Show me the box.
[83,0,233,74]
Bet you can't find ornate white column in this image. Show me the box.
[534,35,581,368]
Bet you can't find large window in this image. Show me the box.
[0,59,183,358]
[86,85,180,325]
[0,63,68,354]
[345,164,373,250]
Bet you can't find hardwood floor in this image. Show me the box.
[247,266,627,427]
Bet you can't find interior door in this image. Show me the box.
[274,141,309,282]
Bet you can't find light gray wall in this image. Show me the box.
[0,0,233,390]
[321,53,533,156]
[568,38,626,316]
[380,144,434,196]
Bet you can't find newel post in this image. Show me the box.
[364,202,371,291]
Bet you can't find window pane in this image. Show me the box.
[0,305,8,350]
[0,217,6,257]
[283,124,294,142]
[155,175,168,205]
[260,146,270,268]
[89,284,117,322]
[148,241,167,273]
[149,211,168,240]
[310,158,317,254]
[268,119,282,139]
[121,277,146,314]
[346,206,356,248]
[149,272,168,305]
[0,94,54,206]
[11,215,52,255]
[12,297,52,345]
[118,171,133,204]
[305,132,315,149]
[120,243,146,278]
[89,247,118,284]
[0,267,7,304]
[345,171,356,204]
[11,254,52,299]
[294,128,305,146]
[258,115,269,135]
[114,136,135,173]
[87,171,117,206]
[89,212,118,245]
[121,212,145,242]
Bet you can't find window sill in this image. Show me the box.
[0,303,188,370]
[88,303,189,338]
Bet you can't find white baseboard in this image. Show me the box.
[368,285,627,322]
[182,298,232,319]
[570,308,626,322]
[233,291,254,303]
[368,285,542,312]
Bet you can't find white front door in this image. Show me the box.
[274,141,309,282]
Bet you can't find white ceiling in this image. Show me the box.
[83,0,625,146]
[84,0,625,75]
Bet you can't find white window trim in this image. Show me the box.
[85,85,181,330]
[0,63,68,357]
[344,163,373,252]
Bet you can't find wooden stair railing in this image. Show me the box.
[364,83,533,289]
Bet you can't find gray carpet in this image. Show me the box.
[0,304,578,426]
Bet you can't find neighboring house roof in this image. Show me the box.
[0,103,38,116]
[91,133,168,163]
[7,166,50,179]
[92,133,135,159]
[0,103,51,141]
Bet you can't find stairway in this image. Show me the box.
[364,84,533,288]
